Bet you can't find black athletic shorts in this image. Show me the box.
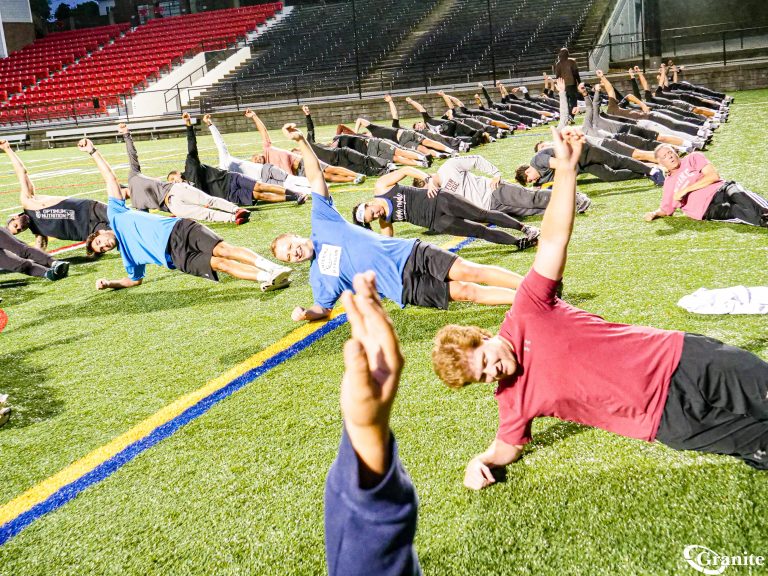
[400,240,458,309]
[228,173,257,206]
[167,219,222,281]
[367,138,397,161]
[398,130,424,150]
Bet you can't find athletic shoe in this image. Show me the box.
[516,236,537,251]
[523,225,540,242]
[45,260,69,281]
[386,162,398,172]
[0,407,10,429]
[260,268,291,292]
[353,174,366,185]
[575,192,592,213]
[234,209,251,224]
[458,142,470,153]
[260,278,291,292]
[487,136,497,143]
[760,213,768,228]
[417,160,430,168]
[649,167,665,187]
[294,193,308,206]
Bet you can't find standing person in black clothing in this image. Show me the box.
[351,168,539,250]
[168,113,290,221]
[553,47,581,121]
[2,140,109,251]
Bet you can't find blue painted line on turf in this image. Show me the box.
[0,235,478,546]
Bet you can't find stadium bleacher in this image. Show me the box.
[0,3,282,126]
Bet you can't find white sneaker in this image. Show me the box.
[261,277,291,292]
[575,192,592,213]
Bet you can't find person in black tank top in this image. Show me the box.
[2,141,110,252]
[351,169,539,250]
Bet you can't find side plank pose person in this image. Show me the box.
[644,145,768,227]
[118,123,243,223]
[2,140,109,251]
[79,138,291,291]
[432,127,768,492]
[351,166,540,250]
[325,271,421,576]
[270,124,525,323]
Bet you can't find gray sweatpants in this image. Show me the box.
[489,182,551,217]
[166,183,238,223]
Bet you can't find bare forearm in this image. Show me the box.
[476,440,522,467]
[90,149,124,199]
[104,278,142,290]
[6,150,34,199]
[295,136,326,195]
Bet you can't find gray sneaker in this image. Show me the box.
[575,192,592,213]
[523,225,540,242]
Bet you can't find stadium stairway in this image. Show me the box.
[567,0,620,71]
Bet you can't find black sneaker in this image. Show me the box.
[760,213,768,228]
[52,260,69,280]
[516,236,538,251]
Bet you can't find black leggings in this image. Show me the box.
[703,182,768,226]
[431,192,525,246]
[656,333,768,469]
[310,142,389,176]
[581,143,650,181]
[614,131,658,151]
[0,227,53,277]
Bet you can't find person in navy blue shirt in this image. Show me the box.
[325,270,421,576]
[269,124,525,323]
[77,139,291,292]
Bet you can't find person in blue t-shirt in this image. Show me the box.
[77,139,291,292]
[269,125,525,323]
[325,270,421,576]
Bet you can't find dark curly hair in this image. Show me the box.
[515,165,530,186]
[351,202,372,229]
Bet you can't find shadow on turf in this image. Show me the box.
[654,216,768,236]
[0,336,78,428]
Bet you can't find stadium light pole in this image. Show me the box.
[351,0,363,100]
[640,0,646,73]
[485,0,497,83]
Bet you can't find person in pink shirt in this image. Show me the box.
[644,145,768,226]
[432,127,768,490]
[244,109,364,184]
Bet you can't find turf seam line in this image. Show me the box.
[0,234,475,546]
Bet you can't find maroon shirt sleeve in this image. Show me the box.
[515,269,560,312]
[496,392,532,445]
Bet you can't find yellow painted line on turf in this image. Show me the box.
[0,309,346,525]
[0,234,468,527]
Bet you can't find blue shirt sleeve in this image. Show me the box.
[126,263,146,282]
[324,427,421,576]
[309,264,342,310]
[311,193,344,225]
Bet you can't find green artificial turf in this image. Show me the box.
[0,91,767,574]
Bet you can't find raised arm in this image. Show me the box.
[282,123,326,197]
[625,94,650,113]
[383,94,399,127]
[596,70,617,100]
[204,117,231,169]
[447,94,465,108]
[479,83,494,107]
[183,112,199,162]
[556,78,568,129]
[118,123,140,178]
[0,140,36,207]
[245,109,272,154]
[496,80,510,98]
[78,138,125,200]
[404,97,432,123]
[374,167,431,196]
[532,127,583,282]
[302,105,316,143]
[437,91,455,110]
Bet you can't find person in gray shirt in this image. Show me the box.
[118,123,244,224]
[418,155,591,218]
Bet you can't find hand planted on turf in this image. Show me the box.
[77,138,95,153]
[551,126,584,170]
[202,114,212,126]
[643,211,658,222]
[282,123,303,142]
[117,123,128,135]
[464,458,496,490]
[95,278,109,290]
[291,306,307,322]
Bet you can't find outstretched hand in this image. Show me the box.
[339,271,403,432]
[551,126,584,170]
[202,114,212,126]
[281,123,303,142]
[555,78,566,92]
[383,94,392,103]
[301,105,310,115]
[595,69,604,78]
[117,123,128,135]
[244,108,256,119]
[0,140,10,152]
[77,138,95,153]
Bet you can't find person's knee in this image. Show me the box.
[213,242,232,258]
[449,280,477,302]
[449,258,481,283]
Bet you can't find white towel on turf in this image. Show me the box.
[677,286,768,314]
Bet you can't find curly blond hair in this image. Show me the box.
[432,324,492,389]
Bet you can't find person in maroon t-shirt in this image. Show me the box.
[432,126,768,489]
